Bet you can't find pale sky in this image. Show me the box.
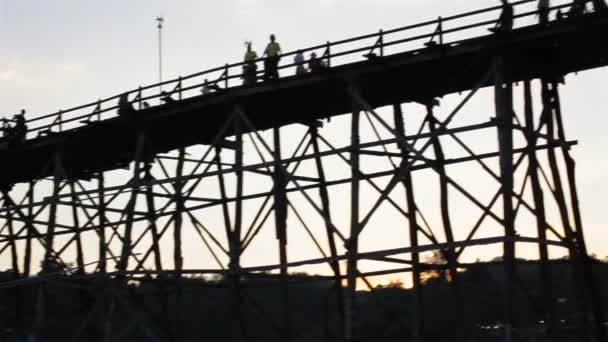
[1,0,607,283]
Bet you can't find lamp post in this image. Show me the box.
[156,16,164,97]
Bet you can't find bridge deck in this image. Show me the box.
[2,13,608,186]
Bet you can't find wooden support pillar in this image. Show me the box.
[174,149,185,273]
[32,152,63,342]
[118,131,145,274]
[118,175,138,273]
[426,101,464,335]
[345,110,360,341]
[494,55,516,341]
[96,172,113,342]
[310,125,346,339]
[43,154,62,272]
[544,80,604,341]
[98,174,106,275]
[69,182,85,275]
[523,80,556,335]
[23,181,34,277]
[144,166,163,272]
[5,200,19,277]
[393,104,424,340]
[541,79,590,341]
[4,196,22,338]
[172,148,185,341]
[273,127,292,340]
[113,131,145,340]
[144,163,171,340]
[226,117,247,339]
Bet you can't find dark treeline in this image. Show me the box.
[0,258,606,341]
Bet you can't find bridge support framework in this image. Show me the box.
[0,66,604,341]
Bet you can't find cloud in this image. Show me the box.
[0,56,86,89]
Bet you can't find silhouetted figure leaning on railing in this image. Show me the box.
[490,0,514,33]
[570,0,588,16]
[118,92,136,117]
[160,91,176,104]
[308,52,328,73]
[538,0,550,26]
[568,0,608,16]
[1,109,27,146]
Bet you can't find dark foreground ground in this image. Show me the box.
[0,259,606,341]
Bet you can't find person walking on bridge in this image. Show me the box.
[538,0,550,25]
[263,34,282,81]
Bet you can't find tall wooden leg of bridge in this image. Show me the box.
[172,148,185,341]
[346,109,360,341]
[111,130,146,341]
[544,79,605,342]
[523,80,556,335]
[3,196,21,338]
[23,181,34,278]
[541,79,593,341]
[494,55,516,342]
[393,103,423,341]
[273,126,292,341]
[233,118,247,339]
[310,124,346,339]
[96,172,113,342]
[143,164,172,340]
[426,101,465,336]
[217,116,247,339]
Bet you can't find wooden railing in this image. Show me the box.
[5,0,594,140]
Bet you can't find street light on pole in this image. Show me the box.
[156,15,164,97]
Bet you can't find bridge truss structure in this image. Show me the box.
[0,1,607,341]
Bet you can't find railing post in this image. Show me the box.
[224,64,229,89]
[379,29,384,57]
[97,100,102,121]
[138,87,142,110]
[326,41,331,68]
[178,77,183,100]
[438,16,444,46]
[58,110,63,132]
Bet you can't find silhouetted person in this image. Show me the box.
[160,91,176,104]
[570,0,587,16]
[263,34,282,80]
[243,42,258,85]
[538,0,550,25]
[2,109,27,145]
[12,110,27,144]
[294,50,307,75]
[118,92,135,117]
[491,0,514,33]
[201,79,212,94]
[308,52,327,73]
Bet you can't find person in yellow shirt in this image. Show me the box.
[263,34,282,80]
[243,42,258,85]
